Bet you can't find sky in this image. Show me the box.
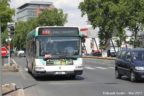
[10,0,88,28]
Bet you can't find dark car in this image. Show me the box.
[110,52,116,57]
[115,48,144,82]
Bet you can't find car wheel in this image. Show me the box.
[130,71,138,82]
[115,69,121,79]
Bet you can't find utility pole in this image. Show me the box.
[7,23,14,65]
[7,31,11,65]
[0,1,2,96]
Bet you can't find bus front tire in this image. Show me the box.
[27,67,31,73]
[70,75,76,79]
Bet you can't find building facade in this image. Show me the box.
[81,25,133,55]
[16,1,54,22]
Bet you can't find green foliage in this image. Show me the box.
[79,0,119,49]
[0,0,15,32]
[79,0,144,49]
[37,8,67,26]
[126,0,144,41]
[13,21,28,50]
[2,29,8,46]
[13,8,67,50]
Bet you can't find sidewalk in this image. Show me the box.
[2,58,25,96]
[2,83,24,96]
[83,56,116,60]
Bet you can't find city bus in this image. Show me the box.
[26,26,83,78]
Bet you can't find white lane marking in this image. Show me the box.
[11,58,17,65]
[85,66,114,70]
[95,67,107,70]
[85,66,95,70]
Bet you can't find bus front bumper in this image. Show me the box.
[33,70,83,76]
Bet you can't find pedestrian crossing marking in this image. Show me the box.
[95,67,107,70]
[84,66,114,70]
[85,67,95,70]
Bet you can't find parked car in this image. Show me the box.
[115,48,144,82]
[17,50,25,56]
[92,50,102,56]
[110,52,116,57]
[19,53,26,57]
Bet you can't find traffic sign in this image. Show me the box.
[1,47,7,56]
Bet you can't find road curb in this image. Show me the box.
[2,63,20,72]
[83,56,116,60]
[2,83,25,96]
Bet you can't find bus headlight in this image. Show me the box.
[135,67,144,71]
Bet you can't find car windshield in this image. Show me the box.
[132,51,144,61]
[37,37,81,57]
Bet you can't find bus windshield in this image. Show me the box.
[37,37,81,57]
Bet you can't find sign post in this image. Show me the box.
[6,30,12,66]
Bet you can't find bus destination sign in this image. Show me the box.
[39,27,79,36]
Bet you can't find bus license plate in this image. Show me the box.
[55,72,66,75]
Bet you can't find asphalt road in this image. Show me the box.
[2,57,144,96]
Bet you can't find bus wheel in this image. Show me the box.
[70,75,76,79]
[27,67,31,73]
[32,65,35,76]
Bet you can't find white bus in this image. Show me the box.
[26,26,83,78]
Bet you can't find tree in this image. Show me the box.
[79,0,119,49]
[37,8,67,26]
[12,21,27,50]
[126,0,144,47]
[79,0,144,49]
[0,0,15,32]
[2,29,8,46]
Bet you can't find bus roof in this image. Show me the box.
[26,26,81,39]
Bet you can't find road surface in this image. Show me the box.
[2,57,144,96]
